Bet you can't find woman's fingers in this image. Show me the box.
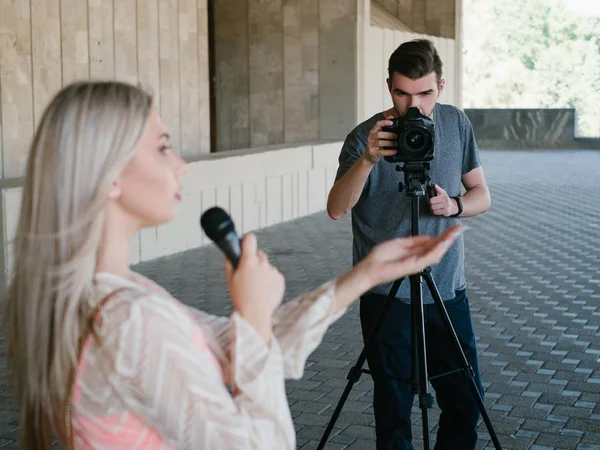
[224,258,234,285]
[437,224,466,244]
[257,250,269,265]
[393,225,466,263]
[387,225,464,254]
[401,235,433,248]
[421,225,466,260]
[240,233,258,264]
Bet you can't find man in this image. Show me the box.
[327,39,491,450]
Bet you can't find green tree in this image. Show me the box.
[462,0,600,137]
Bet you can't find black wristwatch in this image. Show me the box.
[450,196,463,217]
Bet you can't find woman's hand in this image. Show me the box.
[225,233,285,344]
[359,225,465,286]
[334,225,465,312]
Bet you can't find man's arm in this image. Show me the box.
[327,154,374,220]
[430,109,491,219]
[327,116,397,220]
[457,109,490,218]
[457,166,491,217]
[429,167,490,218]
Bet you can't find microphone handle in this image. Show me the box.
[218,232,241,268]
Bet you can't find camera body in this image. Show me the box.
[381,107,435,163]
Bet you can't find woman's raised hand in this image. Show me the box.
[333,225,465,312]
[359,225,465,287]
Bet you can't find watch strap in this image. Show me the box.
[450,196,463,217]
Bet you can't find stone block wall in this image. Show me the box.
[212,0,358,152]
[465,109,600,150]
[373,0,456,38]
[0,0,210,180]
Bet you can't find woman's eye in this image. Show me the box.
[160,146,171,154]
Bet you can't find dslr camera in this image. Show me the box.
[381,107,435,163]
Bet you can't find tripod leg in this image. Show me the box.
[410,273,433,450]
[317,279,403,450]
[422,269,503,450]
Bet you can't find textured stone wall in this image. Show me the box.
[212,0,358,152]
[373,0,456,38]
[465,109,600,150]
[0,0,210,179]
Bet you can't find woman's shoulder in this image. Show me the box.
[92,271,192,330]
[94,270,163,293]
[75,273,211,415]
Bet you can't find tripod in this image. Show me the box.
[317,162,502,450]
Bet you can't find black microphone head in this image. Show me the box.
[200,207,236,242]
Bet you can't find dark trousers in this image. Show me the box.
[360,289,484,450]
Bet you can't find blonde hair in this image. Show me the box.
[2,81,152,449]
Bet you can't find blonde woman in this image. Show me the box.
[2,81,463,450]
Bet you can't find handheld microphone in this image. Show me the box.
[200,206,241,268]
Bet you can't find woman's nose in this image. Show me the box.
[174,154,187,178]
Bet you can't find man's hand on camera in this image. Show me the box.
[430,184,459,217]
[361,117,398,165]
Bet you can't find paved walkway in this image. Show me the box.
[1,150,599,449]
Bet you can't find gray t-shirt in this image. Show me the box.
[335,102,481,303]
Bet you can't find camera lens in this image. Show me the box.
[405,129,426,151]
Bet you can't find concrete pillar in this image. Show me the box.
[212,0,361,149]
[356,0,371,123]
[372,0,456,39]
[454,0,463,107]
[283,0,320,144]
[318,0,359,141]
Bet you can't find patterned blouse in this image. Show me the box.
[69,271,344,449]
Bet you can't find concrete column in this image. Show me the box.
[213,0,251,151]
[319,0,359,141]
[248,0,284,147]
[372,0,456,38]
[283,0,320,143]
[356,0,370,123]
[454,0,463,107]
[212,0,361,148]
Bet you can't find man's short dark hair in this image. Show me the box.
[388,39,443,83]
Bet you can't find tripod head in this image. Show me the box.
[395,162,436,199]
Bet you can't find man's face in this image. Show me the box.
[387,71,444,118]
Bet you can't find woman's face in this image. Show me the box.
[114,108,187,229]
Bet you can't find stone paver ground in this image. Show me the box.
[1,150,599,449]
